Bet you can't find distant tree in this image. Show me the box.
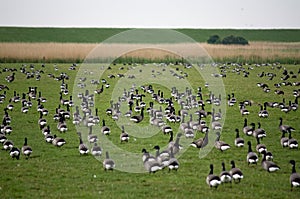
[207,35,221,44]
[222,35,249,45]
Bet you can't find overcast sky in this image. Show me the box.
[1,0,299,28]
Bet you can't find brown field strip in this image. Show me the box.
[0,42,299,62]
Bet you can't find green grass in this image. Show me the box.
[0,27,300,43]
[0,62,299,198]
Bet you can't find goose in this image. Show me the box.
[234,129,244,147]
[265,151,273,161]
[219,162,232,185]
[52,134,66,147]
[253,122,266,139]
[57,115,68,133]
[184,122,195,139]
[5,73,15,82]
[42,125,51,136]
[3,139,14,150]
[280,131,289,147]
[91,143,102,156]
[142,148,156,163]
[256,137,267,155]
[130,107,144,123]
[190,131,209,149]
[38,91,47,103]
[206,164,221,189]
[78,132,89,155]
[120,125,129,143]
[167,132,182,155]
[87,126,98,143]
[243,119,254,136]
[215,132,230,152]
[279,117,295,133]
[103,151,115,171]
[153,145,170,169]
[167,147,179,172]
[258,103,269,118]
[9,146,20,160]
[212,114,222,130]
[0,133,7,143]
[287,129,298,149]
[38,112,47,130]
[239,103,250,115]
[93,108,100,124]
[261,151,280,172]
[22,137,32,159]
[289,160,300,191]
[101,119,110,135]
[44,132,54,143]
[247,141,258,165]
[229,160,243,183]
[161,125,173,134]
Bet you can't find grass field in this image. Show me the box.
[0,27,300,43]
[0,61,299,198]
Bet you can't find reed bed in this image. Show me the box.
[0,42,299,63]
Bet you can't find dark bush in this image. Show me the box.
[207,35,221,44]
[207,35,249,45]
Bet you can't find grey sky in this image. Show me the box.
[1,0,299,28]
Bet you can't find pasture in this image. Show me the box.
[0,61,299,198]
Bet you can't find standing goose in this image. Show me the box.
[120,125,129,143]
[212,114,222,130]
[167,147,179,172]
[253,122,266,139]
[5,73,15,82]
[243,119,254,136]
[256,137,267,155]
[78,132,89,155]
[190,131,209,149]
[289,160,300,191]
[3,139,14,150]
[130,107,144,123]
[87,126,98,144]
[22,137,32,159]
[206,164,221,189]
[9,146,20,160]
[103,151,115,171]
[219,162,232,185]
[279,117,295,133]
[229,160,243,183]
[287,129,298,149]
[247,141,258,165]
[101,119,110,135]
[52,134,66,147]
[91,143,102,156]
[167,132,182,155]
[280,131,289,147]
[38,112,47,130]
[215,132,230,152]
[234,129,244,147]
[261,151,280,172]
[153,145,170,169]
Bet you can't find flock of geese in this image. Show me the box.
[0,62,299,192]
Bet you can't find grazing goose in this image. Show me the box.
[21,137,32,159]
[142,148,156,163]
[167,147,179,172]
[287,129,298,149]
[219,162,232,185]
[234,129,244,147]
[120,125,129,143]
[3,139,14,150]
[280,131,289,147]
[256,137,267,155]
[289,160,300,191]
[247,141,258,165]
[279,117,295,133]
[229,160,243,183]
[161,125,173,134]
[91,143,102,156]
[239,103,250,115]
[206,164,221,189]
[78,132,89,155]
[215,132,230,152]
[103,151,115,171]
[101,119,110,135]
[190,131,209,149]
[9,146,20,160]
[261,151,280,172]
[243,119,254,136]
[5,73,15,82]
[130,107,144,123]
[258,103,269,118]
[52,134,66,147]
[44,133,54,143]
[0,133,7,143]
